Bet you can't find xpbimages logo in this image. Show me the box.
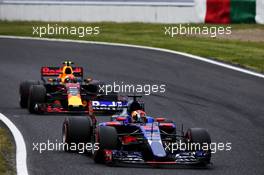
[32,24,100,38]
[32,140,99,154]
[164,140,232,154]
[98,81,166,95]
[164,24,232,38]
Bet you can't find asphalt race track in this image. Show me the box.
[0,38,263,175]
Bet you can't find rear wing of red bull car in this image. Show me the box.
[41,66,83,82]
[41,66,83,76]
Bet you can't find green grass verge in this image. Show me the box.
[0,127,15,175]
[0,21,264,72]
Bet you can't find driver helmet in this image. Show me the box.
[64,74,76,83]
[131,110,147,123]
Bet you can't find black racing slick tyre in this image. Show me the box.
[185,128,211,146]
[62,116,92,152]
[28,85,46,114]
[185,128,211,164]
[19,80,39,108]
[97,126,118,150]
[94,126,118,163]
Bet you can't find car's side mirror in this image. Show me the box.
[116,117,126,121]
[84,77,93,83]
[156,118,165,122]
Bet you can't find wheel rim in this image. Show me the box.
[62,123,68,143]
[91,141,95,155]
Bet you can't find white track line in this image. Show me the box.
[0,113,28,175]
[1,35,264,79]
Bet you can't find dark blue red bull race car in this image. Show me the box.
[62,96,212,167]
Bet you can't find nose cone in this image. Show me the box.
[68,96,83,107]
[149,141,166,158]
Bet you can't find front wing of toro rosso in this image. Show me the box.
[96,121,211,167]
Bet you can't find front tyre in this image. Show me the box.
[19,80,39,108]
[28,85,46,114]
[62,116,92,153]
[94,126,118,163]
[185,128,211,164]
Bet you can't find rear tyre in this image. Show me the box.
[28,85,46,114]
[19,80,39,108]
[185,128,211,164]
[94,126,118,163]
[62,116,92,152]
